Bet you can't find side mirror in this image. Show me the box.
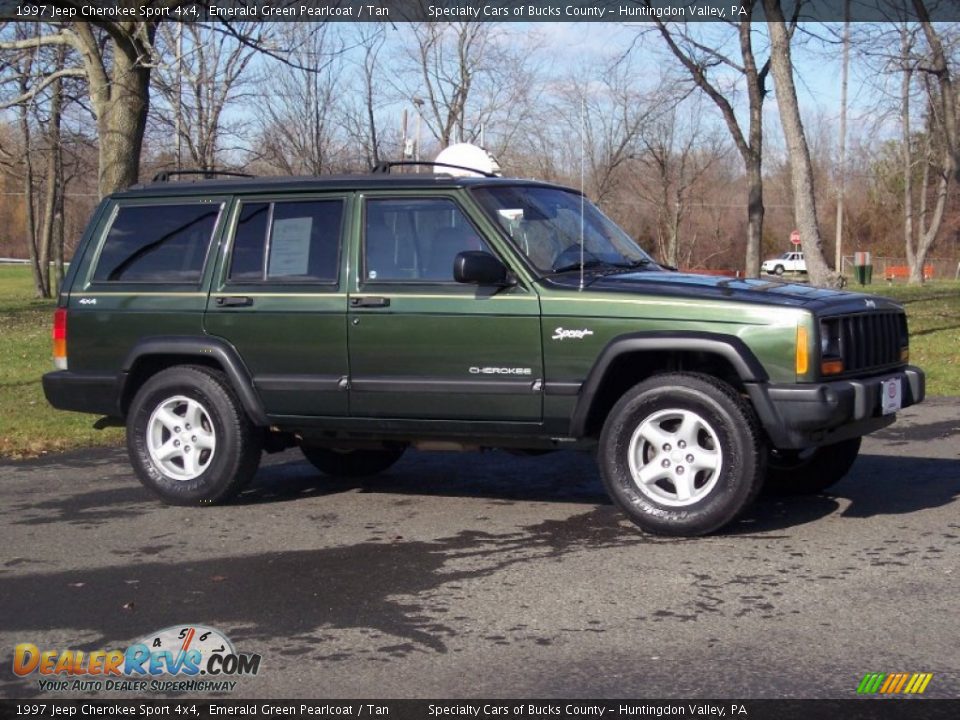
[454,251,511,286]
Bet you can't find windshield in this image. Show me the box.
[471,186,655,275]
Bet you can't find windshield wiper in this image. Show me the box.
[546,258,612,275]
[592,259,653,275]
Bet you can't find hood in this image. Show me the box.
[544,271,895,311]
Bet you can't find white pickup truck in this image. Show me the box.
[762,251,806,275]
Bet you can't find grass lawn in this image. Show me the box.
[0,265,957,459]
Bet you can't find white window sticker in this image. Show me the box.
[269,217,312,276]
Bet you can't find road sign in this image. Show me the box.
[790,230,801,245]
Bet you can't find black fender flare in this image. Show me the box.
[568,331,768,437]
[119,336,269,426]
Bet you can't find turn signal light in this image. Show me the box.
[796,326,809,375]
[900,348,910,363]
[52,308,67,370]
[821,359,844,376]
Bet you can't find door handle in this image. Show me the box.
[350,297,390,308]
[216,296,254,307]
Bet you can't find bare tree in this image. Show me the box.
[644,4,771,277]
[912,1,959,183]
[631,99,729,267]
[151,22,266,172]
[251,24,349,175]
[763,0,841,287]
[340,24,390,168]
[0,21,157,197]
[0,15,315,196]
[895,24,952,284]
[396,22,541,156]
[0,23,72,297]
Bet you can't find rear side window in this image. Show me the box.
[93,203,222,283]
[228,199,343,283]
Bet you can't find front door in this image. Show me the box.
[347,194,542,423]
[204,195,350,417]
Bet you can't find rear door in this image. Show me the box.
[346,193,543,422]
[68,197,227,378]
[204,194,351,417]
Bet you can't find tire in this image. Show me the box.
[598,372,765,536]
[300,445,405,478]
[774,264,785,275]
[764,437,862,496]
[126,365,262,505]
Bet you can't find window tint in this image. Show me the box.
[94,203,221,283]
[364,198,489,283]
[228,203,270,280]
[228,200,342,283]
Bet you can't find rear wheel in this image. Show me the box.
[301,446,405,478]
[127,365,262,505]
[765,437,862,495]
[598,373,765,536]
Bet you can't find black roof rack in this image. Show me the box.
[152,169,255,183]
[370,160,498,179]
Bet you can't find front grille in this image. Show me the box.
[829,311,906,375]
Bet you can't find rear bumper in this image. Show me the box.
[747,365,925,449]
[42,371,120,417]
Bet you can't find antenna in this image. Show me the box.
[579,95,586,291]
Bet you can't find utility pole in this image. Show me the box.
[413,96,424,172]
[835,0,850,274]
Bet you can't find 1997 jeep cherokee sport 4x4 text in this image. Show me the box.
[43,167,925,536]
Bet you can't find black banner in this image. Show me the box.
[2,0,960,23]
[1,700,960,720]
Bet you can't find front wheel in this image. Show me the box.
[301,445,406,478]
[126,365,262,505]
[598,373,765,536]
[765,437,862,495]
[773,264,785,275]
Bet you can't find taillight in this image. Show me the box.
[53,308,67,370]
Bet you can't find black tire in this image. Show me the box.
[764,437,862,496]
[126,365,262,505]
[774,264,785,275]
[300,446,405,478]
[598,372,766,536]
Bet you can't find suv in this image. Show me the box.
[762,251,806,275]
[43,167,924,536]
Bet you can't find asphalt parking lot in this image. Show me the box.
[1,398,958,699]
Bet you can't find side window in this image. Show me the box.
[228,199,343,283]
[364,198,490,283]
[93,203,222,283]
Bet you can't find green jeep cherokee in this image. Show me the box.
[42,167,925,536]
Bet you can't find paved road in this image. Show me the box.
[1,399,958,700]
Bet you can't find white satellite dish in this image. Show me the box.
[434,143,501,177]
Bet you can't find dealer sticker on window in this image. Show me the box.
[881,377,903,415]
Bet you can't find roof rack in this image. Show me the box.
[369,160,498,178]
[151,169,255,183]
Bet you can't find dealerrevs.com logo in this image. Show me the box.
[13,625,261,693]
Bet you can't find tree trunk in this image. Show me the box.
[764,0,841,287]
[38,55,64,299]
[18,79,46,298]
[96,42,151,196]
[745,155,764,279]
[901,33,917,282]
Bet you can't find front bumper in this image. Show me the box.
[747,365,925,449]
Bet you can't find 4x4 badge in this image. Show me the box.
[552,327,594,341]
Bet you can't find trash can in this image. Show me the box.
[854,251,872,286]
